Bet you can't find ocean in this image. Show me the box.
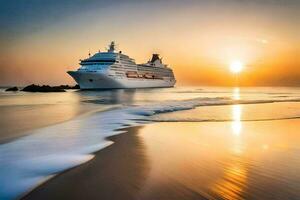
[0,87,300,199]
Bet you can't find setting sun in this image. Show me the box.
[230,61,244,74]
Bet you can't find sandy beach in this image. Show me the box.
[23,118,300,200]
[22,126,150,200]
[22,126,208,200]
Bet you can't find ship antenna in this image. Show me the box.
[108,41,116,52]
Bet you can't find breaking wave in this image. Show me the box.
[147,116,300,122]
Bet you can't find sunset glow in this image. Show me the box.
[230,61,244,74]
[0,1,299,86]
[1,1,300,199]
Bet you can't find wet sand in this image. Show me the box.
[23,119,300,200]
[22,126,208,200]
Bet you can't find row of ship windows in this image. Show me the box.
[81,63,171,70]
[122,65,137,69]
[138,67,171,70]
[119,57,133,61]
[81,63,113,65]
[81,60,133,65]
[138,69,172,73]
[119,56,130,59]
[110,66,134,69]
[81,65,172,74]
[137,66,171,71]
[121,63,136,67]
[112,71,171,76]
[81,59,115,63]
[82,64,135,69]
[81,68,172,77]
[138,69,171,74]
[110,67,171,74]
[110,71,173,77]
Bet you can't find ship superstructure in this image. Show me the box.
[68,42,176,89]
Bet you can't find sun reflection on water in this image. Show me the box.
[232,105,242,136]
[231,88,242,136]
[214,89,247,199]
[233,87,240,100]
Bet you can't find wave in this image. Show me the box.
[1,96,300,199]
[147,116,300,122]
[129,97,300,117]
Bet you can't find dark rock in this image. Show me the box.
[5,87,19,91]
[20,84,79,92]
[57,85,72,89]
[22,84,66,92]
[72,84,80,89]
[58,84,80,90]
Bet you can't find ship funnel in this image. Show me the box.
[150,54,160,62]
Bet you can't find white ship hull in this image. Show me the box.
[68,71,175,89]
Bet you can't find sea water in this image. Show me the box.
[0,87,300,199]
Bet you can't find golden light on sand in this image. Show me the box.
[230,60,244,74]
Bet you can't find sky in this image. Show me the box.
[0,0,299,86]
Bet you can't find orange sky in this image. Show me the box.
[0,1,299,86]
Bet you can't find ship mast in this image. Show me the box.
[108,41,116,53]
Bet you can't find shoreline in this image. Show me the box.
[22,126,149,200]
[21,124,210,200]
[14,117,300,199]
[0,102,119,144]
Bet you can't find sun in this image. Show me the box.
[230,60,244,73]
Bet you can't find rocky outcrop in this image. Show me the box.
[57,84,80,89]
[5,87,19,91]
[6,84,80,93]
[21,84,66,92]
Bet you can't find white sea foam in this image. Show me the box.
[1,96,300,199]
[148,116,300,122]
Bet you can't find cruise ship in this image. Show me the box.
[67,42,176,89]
